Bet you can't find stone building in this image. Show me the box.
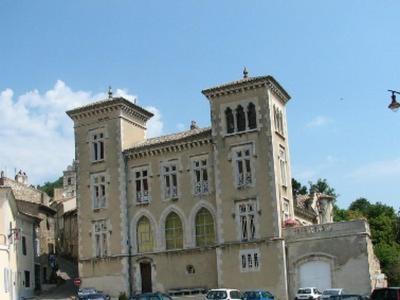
[0,171,56,288]
[0,184,40,300]
[52,161,78,260]
[67,72,384,299]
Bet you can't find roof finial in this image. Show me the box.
[108,86,113,99]
[243,67,248,79]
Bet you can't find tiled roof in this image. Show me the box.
[125,127,212,152]
[16,200,56,216]
[66,97,154,119]
[295,194,312,210]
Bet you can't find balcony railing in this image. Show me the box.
[136,190,150,203]
[194,181,209,195]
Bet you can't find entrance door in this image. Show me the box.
[140,262,152,293]
[299,260,331,292]
[35,264,41,291]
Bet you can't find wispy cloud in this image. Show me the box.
[0,81,163,185]
[306,115,331,128]
[292,155,339,182]
[347,158,400,181]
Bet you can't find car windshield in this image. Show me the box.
[207,291,228,299]
[244,292,260,299]
[85,295,105,300]
[298,289,311,294]
[323,290,340,295]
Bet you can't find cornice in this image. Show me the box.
[66,97,154,123]
[124,131,212,160]
[201,75,291,103]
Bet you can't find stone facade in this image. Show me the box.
[67,73,384,299]
[0,186,39,300]
[52,162,78,260]
[0,171,56,288]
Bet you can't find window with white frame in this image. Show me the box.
[274,106,284,136]
[162,161,178,199]
[93,220,109,257]
[233,145,253,189]
[279,147,287,186]
[239,249,260,272]
[237,200,257,241]
[92,173,107,209]
[283,199,290,221]
[133,167,150,203]
[91,131,105,162]
[192,157,209,195]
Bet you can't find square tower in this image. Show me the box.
[67,96,153,294]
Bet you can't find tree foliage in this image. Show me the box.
[37,176,63,198]
[292,178,308,197]
[308,178,338,198]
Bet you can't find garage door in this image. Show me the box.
[299,260,331,291]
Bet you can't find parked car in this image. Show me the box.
[330,295,368,300]
[130,292,173,300]
[78,292,110,300]
[370,287,400,300]
[295,287,322,300]
[78,288,110,300]
[321,289,344,299]
[206,289,242,300]
[243,290,274,300]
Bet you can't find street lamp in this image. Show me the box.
[388,90,400,112]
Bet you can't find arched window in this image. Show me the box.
[137,216,154,253]
[195,208,215,247]
[165,212,183,249]
[225,107,234,134]
[236,105,246,132]
[247,103,257,129]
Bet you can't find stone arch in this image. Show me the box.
[130,209,158,254]
[159,205,187,250]
[292,253,336,295]
[188,201,217,247]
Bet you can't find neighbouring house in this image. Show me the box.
[0,184,40,300]
[67,71,385,299]
[52,161,78,260]
[0,170,56,289]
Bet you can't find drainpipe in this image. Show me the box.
[124,154,133,297]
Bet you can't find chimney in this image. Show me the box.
[0,170,4,186]
[190,121,199,130]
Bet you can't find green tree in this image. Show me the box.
[348,198,371,216]
[37,176,63,198]
[291,178,308,197]
[308,178,338,198]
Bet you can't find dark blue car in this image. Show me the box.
[243,290,275,300]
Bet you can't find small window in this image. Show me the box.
[239,249,260,272]
[24,270,30,288]
[162,162,178,200]
[22,236,27,255]
[247,102,257,129]
[236,105,246,132]
[134,167,150,203]
[225,107,235,134]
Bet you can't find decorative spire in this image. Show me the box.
[108,86,113,99]
[243,67,248,79]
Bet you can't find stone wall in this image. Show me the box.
[284,220,383,298]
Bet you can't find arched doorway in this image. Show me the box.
[299,260,331,292]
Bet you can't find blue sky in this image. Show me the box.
[1,1,400,210]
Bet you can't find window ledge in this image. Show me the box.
[224,128,258,138]
[135,201,150,206]
[91,159,105,164]
[92,207,107,212]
